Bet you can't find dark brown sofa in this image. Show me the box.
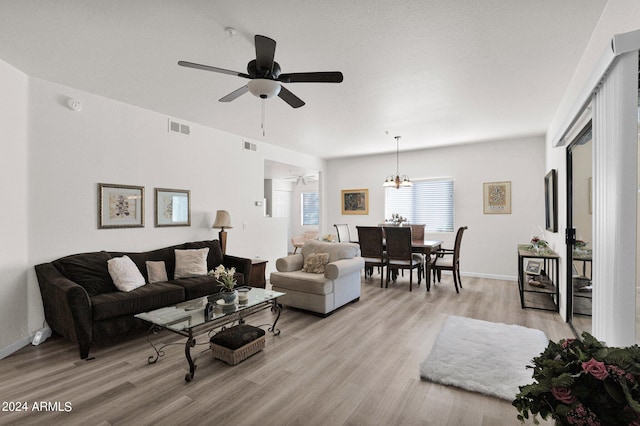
[35,239,251,359]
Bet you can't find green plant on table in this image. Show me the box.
[208,264,237,291]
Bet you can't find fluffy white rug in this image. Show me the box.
[420,315,548,400]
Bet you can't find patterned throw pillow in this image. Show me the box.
[302,253,330,274]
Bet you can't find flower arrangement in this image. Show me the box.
[208,265,237,291]
[322,234,336,242]
[513,332,640,425]
[575,240,588,249]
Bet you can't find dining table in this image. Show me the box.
[382,238,443,291]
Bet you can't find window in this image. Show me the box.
[385,179,454,232]
[301,192,319,225]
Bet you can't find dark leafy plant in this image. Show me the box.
[513,332,640,425]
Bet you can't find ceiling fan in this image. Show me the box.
[178,34,343,108]
[283,174,317,185]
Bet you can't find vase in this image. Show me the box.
[221,290,238,304]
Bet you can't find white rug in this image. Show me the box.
[420,315,548,400]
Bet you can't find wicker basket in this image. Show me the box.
[211,335,265,365]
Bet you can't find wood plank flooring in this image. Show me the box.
[0,274,571,426]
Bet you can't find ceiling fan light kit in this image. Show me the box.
[247,79,281,99]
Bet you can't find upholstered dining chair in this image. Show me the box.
[334,224,353,242]
[383,226,423,291]
[432,226,468,293]
[291,230,319,254]
[356,226,386,287]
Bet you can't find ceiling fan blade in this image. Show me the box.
[178,61,250,79]
[279,71,343,83]
[219,85,249,102]
[278,86,305,108]
[255,35,276,74]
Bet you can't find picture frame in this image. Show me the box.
[525,259,543,275]
[155,188,191,227]
[98,183,144,229]
[545,169,558,232]
[483,181,511,214]
[341,188,369,215]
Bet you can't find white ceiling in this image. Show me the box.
[0,0,608,159]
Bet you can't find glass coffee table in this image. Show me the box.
[135,287,284,382]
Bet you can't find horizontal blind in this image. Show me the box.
[302,192,319,225]
[385,179,454,232]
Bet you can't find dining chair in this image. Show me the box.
[291,230,319,254]
[383,227,423,291]
[432,226,468,293]
[356,226,386,287]
[334,224,353,242]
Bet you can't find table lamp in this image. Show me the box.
[212,210,233,254]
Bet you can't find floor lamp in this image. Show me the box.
[212,210,232,254]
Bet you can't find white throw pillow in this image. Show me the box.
[174,248,209,279]
[146,260,168,283]
[107,255,146,292]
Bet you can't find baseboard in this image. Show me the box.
[459,272,517,282]
[0,335,30,361]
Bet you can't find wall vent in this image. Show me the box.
[168,119,190,135]
[243,141,257,151]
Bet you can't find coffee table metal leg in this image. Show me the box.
[184,331,197,382]
[268,300,282,336]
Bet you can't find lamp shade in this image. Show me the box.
[212,210,233,229]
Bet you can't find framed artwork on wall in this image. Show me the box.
[98,183,144,229]
[341,188,369,215]
[483,181,511,214]
[155,188,191,227]
[545,169,558,232]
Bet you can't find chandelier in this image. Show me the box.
[383,136,412,189]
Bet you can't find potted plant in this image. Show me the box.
[209,265,237,303]
[513,332,640,425]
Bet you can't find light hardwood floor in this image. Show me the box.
[0,274,571,426]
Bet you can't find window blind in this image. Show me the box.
[302,192,320,225]
[385,179,454,232]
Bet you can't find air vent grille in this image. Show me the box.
[168,119,190,135]
[244,141,257,151]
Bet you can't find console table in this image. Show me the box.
[249,258,268,288]
[517,244,559,312]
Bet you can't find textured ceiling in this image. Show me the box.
[0,0,607,159]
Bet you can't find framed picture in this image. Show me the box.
[341,188,369,215]
[98,183,144,229]
[155,188,190,227]
[545,169,558,232]
[483,181,511,214]
[525,259,543,275]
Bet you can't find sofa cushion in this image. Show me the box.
[107,255,146,292]
[146,261,168,283]
[91,282,185,321]
[169,276,223,300]
[174,248,209,278]
[301,240,360,263]
[302,253,330,274]
[184,240,224,271]
[269,270,333,295]
[126,245,183,281]
[53,251,116,297]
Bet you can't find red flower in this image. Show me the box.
[551,387,577,404]
[582,358,609,380]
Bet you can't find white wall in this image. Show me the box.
[0,77,325,358]
[0,59,29,358]
[326,136,545,279]
[545,0,640,325]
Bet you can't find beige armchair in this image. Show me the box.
[291,230,319,253]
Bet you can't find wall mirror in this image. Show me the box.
[545,169,558,232]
